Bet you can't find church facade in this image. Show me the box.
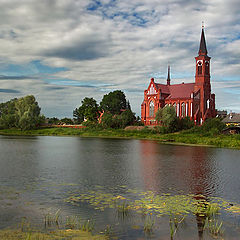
[141,27,216,125]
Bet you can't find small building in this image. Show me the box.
[222,113,240,126]
[216,110,228,119]
[141,27,216,125]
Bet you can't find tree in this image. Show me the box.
[119,109,135,128]
[155,105,177,127]
[15,95,44,130]
[60,118,74,125]
[0,98,18,129]
[100,90,127,114]
[48,117,60,125]
[73,97,99,123]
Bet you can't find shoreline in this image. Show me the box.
[0,127,240,150]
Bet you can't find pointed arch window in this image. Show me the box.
[149,101,154,117]
[198,61,202,75]
[181,103,185,117]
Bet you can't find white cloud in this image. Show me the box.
[0,0,239,117]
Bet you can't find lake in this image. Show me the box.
[0,135,240,239]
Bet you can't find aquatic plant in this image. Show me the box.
[44,209,61,228]
[101,225,113,237]
[116,201,130,219]
[169,214,185,239]
[143,215,155,234]
[25,232,32,240]
[65,216,79,229]
[204,217,224,237]
[80,219,95,232]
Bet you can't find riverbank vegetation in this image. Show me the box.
[0,122,239,149]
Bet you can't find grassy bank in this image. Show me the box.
[0,229,107,240]
[0,127,240,149]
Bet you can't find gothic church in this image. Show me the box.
[141,27,216,125]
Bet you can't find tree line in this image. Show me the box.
[0,90,137,130]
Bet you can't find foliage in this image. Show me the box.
[119,109,135,128]
[83,120,102,130]
[155,106,194,133]
[60,118,74,125]
[100,90,127,114]
[0,95,44,130]
[48,117,60,125]
[202,118,226,134]
[100,110,135,129]
[73,97,99,124]
[155,105,176,126]
[177,117,195,130]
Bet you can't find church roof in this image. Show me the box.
[155,83,170,94]
[167,83,195,99]
[154,82,195,99]
[199,28,208,55]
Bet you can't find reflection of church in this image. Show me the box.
[141,27,216,125]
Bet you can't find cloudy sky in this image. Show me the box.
[0,0,239,118]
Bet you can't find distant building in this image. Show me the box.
[222,113,240,126]
[141,27,216,125]
[216,110,228,119]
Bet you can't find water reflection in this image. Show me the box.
[139,140,220,198]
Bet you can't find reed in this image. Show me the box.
[80,219,95,232]
[143,215,155,234]
[44,209,61,228]
[204,217,224,237]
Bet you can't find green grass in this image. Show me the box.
[0,127,240,149]
[0,228,107,240]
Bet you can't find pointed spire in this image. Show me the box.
[167,65,170,85]
[198,24,208,56]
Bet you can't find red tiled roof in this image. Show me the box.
[155,82,195,99]
[155,83,170,94]
[168,83,195,99]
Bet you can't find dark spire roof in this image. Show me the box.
[167,65,170,85]
[198,28,208,55]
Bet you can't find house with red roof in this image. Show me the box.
[141,27,216,125]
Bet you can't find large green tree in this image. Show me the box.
[100,90,127,114]
[15,95,44,130]
[73,97,99,124]
[0,95,44,130]
[0,98,18,128]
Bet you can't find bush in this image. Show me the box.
[83,121,103,130]
[202,118,225,133]
[177,117,195,131]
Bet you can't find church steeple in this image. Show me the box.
[198,26,208,56]
[167,65,171,85]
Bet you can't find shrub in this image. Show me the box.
[202,118,225,133]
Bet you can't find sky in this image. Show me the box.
[0,0,239,118]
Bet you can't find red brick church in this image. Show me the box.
[141,27,216,125]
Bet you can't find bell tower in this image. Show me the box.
[194,24,212,121]
[195,25,211,85]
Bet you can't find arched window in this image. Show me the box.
[181,103,185,117]
[173,103,177,115]
[205,61,209,75]
[149,101,154,117]
[198,61,202,75]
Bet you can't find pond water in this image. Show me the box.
[0,135,240,239]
